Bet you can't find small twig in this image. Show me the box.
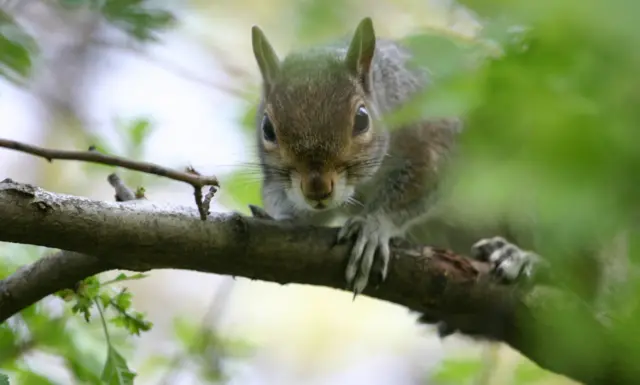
[186,166,217,221]
[0,138,219,216]
[107,173,136,202]
[202,186,217,214]
[194,187,206,220]
[95,298,112,346]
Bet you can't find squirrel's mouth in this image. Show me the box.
[312,202,328,210]
[303,197,335,211]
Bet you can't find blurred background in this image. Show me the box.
[1,0,639,384]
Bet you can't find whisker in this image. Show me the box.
[345,196,364,208]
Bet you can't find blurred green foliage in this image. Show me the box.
[140,316,254,383]
[430,356,552,384]
[425,0,640,379]
[0,1,246,383]
[101,346,136,385]
[98,0,175,42]
[2,0,640,382]
[0,245,149,384]
[430,357,484,384]
[60,0,176,41]
[82,116,160,192]
[0,9,36,85]
[0,0,175,86]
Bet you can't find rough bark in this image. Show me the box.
[0,178,634,384]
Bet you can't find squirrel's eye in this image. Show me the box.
[262,114,276,143]
[353,105,369,136]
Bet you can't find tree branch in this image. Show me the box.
[0,178,635,384]
[0,139,218,189]
[0,173,139,322]
[0,138,218,219]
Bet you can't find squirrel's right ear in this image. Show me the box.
[252,25,280,92]
[345,17,376,91]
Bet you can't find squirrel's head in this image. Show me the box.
[251,17,388,212]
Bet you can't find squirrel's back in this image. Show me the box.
[368,39,430,114]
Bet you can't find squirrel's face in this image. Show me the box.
[259,72,388,212]
[252,18,383,211]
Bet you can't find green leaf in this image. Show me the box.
[71,300,92,322]
[56,289,76,302]
[0,372,9,385]
[113,291,133,310]
[102,273,149,286]
[101,346,136,385]
[70,276,102,322]
[110,309,152,337]
[81,276,103,298]
[109,313,153,337]
[102,290,153,336]
[100,293,112,309]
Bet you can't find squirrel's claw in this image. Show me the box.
[340,215,393,296]
[248,205,275,220]
[337,221,359,243]
[471,236,543,284]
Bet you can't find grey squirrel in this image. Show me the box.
[250,17,540,308]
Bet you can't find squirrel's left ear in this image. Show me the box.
[345,17,376,92]
[252,25,280,93]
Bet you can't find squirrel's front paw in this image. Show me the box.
[470,236,542,284]
[337,214,395,296]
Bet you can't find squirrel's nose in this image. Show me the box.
[302,173,334,202]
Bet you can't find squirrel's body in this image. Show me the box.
[251,18,536,300]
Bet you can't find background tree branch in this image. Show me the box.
[0,177,634,384]
[0,139,219,188]
[0,138,219,219]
